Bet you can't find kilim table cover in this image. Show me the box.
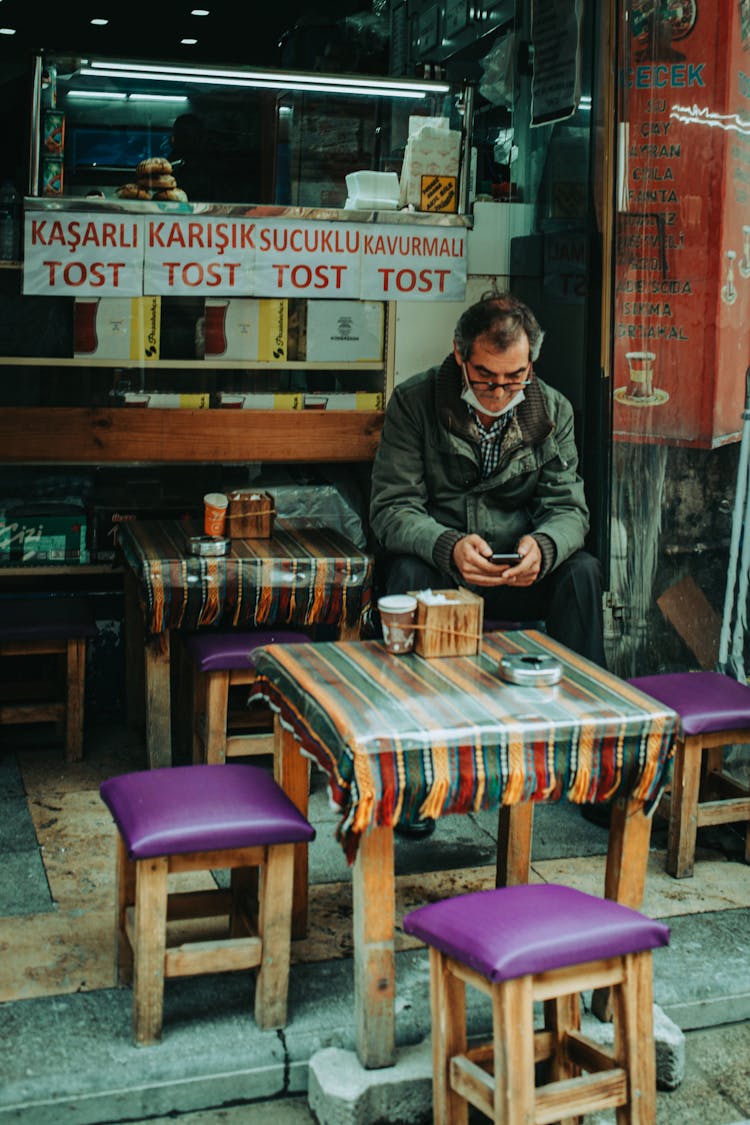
[250,629,679,861]
[117,517,373,634]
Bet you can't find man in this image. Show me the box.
[370,292,605,836]
[371,289,604,659]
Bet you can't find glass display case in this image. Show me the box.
[29,53,470,208]
[0,53,473,465]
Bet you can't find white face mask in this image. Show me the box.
[460,364,526,418]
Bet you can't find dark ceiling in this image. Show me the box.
[0,0,382,70]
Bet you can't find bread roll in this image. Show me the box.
[138,173,177,191]
[153,188,189,202]
[117,183,151,199]
[136,157,173,177]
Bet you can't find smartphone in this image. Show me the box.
[490,552,522,565]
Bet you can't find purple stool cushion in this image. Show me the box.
[0,597,97,642]
[185,630,310,673]
[629,671,750,737]
[402,884,669,982]
[100,764,315,858]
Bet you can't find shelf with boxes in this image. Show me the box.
[0,289,393,460]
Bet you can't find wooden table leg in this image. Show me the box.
[273,715,310,941]
[144,630,172,770]
[352,823,396,1068]
[592,796,653,1021]
[496,802,534,886]
[603,796,652,909]
[123,569,145,731]
[336,620,361,641]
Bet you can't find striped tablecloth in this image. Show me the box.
[117,518,373,634]
[250,629,678,860]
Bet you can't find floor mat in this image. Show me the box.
[0,753,54,916]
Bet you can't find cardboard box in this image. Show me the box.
[204,298,288,361]
[0,504,88,564]
[74,297,161,361]
[407,587,484,658]
[217,392,302,410]
[399,117,461,209]
[303,393,384,410]
[145,398,210,411]
[305,300,384,362]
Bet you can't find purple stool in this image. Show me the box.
[629,671,750,878]
[403,883,669,1124]
[185,630,309,764]
[0,596,97,761]
[100,763,315,1045]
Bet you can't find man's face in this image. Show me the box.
[453,333,532,411]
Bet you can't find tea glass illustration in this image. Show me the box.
[625,351,655,400]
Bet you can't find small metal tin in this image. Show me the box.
[498,653,562,686]
[188,535,230,557]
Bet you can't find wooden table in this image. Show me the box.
[117,517,373,768]
[249,629,678,1070]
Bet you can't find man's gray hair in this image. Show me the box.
[454,290,545,362]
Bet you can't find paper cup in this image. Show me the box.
[203,492,228,537]
[378,594,417,655]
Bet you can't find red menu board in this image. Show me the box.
[613,0,750,448]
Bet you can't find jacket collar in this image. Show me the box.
[435,354,554,446]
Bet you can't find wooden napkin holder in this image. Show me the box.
[407,587,484,658]
[225,490,275,539]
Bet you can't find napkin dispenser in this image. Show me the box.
[407,587,483,658]
[225,490,275,538]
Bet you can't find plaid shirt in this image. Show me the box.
[467,405,513,478]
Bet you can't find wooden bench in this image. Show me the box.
[630,671,750,877]
[184,629,310,764]
[0,596,97,761]
[100,763,316,1045]
[404,883,670,1124]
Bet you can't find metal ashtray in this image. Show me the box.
[498,653,562,686]
[188,535,230,557]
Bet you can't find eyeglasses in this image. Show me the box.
[465,360,532,395]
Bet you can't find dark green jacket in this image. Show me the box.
[370,354,590,578]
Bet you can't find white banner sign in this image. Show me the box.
[23,211,144,296]
[24,211,467,302]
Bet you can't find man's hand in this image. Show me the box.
[452,534,541,587]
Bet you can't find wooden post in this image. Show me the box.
[496,803,534,887]
[273,714,310,939]
[352,824,396,1068]
[144,630,172,769]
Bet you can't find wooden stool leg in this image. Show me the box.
[666,735,702,878]
[274,715,311,940]
[132,856,169,1045]
[230,866,259,936]
[495,802,534,887]
[204,670,230,764]
[493,975,536,1124]
[352,823,396,1069]
[613,951,656,1125]
[700,745,723,798]
[191,667,207,763]
[115,835,135,985]
[430,948,468,1125]
[544,992,581,1085]
[254,842,295,1029]
[65,637,86,762]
